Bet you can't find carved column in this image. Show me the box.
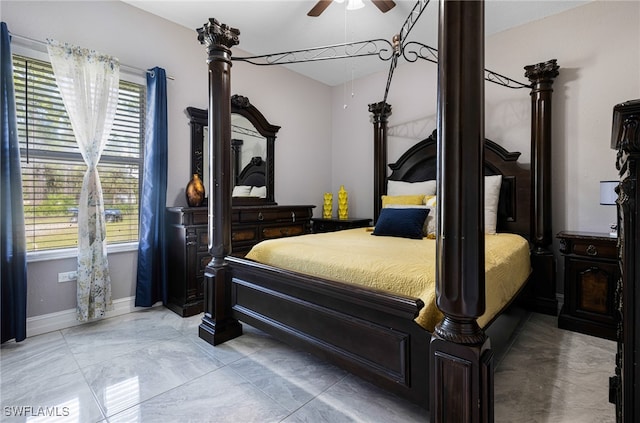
[524,59,560,315]
[430,1,492,422]
[610,99,640,423]
[196,18,243,346]
[368,101,392,223]
[231,139,243,185]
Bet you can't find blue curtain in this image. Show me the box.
[135,67,168,307]
[1,22,27,343]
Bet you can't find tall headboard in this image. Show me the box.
[386,130,531,237]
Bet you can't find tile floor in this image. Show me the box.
[0,308,616,422]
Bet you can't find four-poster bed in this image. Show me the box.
[194,1,559,420]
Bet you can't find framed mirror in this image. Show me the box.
[187,94,280,206]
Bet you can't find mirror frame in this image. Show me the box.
[186,94,280,206]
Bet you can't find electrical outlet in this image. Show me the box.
[58,271,77,283]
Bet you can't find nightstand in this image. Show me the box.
[557,231,619,340]
[312,217,372,233]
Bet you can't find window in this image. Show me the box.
[13,54,145,252]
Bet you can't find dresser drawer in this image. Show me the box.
[235,205,314,224]
[262,223,306,239]
[167,206,208,226]
[232,227,257,242]
[238,209,299,223]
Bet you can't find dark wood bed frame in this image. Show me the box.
[194,3,560,421]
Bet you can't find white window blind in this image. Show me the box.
[13,54,145,252]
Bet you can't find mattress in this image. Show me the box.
[245,228,531,331]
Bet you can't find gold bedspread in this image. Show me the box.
[245,229,531,331]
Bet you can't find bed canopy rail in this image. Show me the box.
[401,41,531,90]
[231,0,531,104]
[233,38,397,66]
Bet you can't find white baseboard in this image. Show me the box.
[26,297,162,337]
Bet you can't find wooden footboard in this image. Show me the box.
[226,256,431,407]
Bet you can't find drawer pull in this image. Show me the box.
[186,233,197,247]
[291,211,296,222]
[586,244,598,256]
[258,212,264,221]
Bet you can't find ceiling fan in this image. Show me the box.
[307,0,396,17]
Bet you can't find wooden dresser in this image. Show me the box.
[165,204,314,316]
[165,207,209,317]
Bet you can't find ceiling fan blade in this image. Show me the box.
[307,0,333,17]
[372,0,396,13]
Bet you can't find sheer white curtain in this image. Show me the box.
[47,40,119,321]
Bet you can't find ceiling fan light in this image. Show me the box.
[346,0,365,11]
[334,0,345,3]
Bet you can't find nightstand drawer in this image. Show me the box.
[562,238,617,259]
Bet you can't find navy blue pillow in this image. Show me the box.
[372,208,430,239]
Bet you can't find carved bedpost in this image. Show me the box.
[231,139,243,185]
[524,59,560,315]
[369,101,392,223]
[196,18,243,346]
[610,99,640,423]
[430,1,492,422]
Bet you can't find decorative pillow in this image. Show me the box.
[250,185,267,198]
[372,207,430,239]
[382,204,430,235]
[419,177,501,236]
[381,194,425,208]
[387,180,436,196]
[484,175,502,235]
[424,195,437,238]
[232,185,252,197]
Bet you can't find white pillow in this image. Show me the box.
[387,180,436,196]
[484,175,502,234]
[411,177,502,236]
[424,195,437,238]
[249,185,267,198]
[232,185,252,197]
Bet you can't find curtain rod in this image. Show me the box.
[9,31,176,81]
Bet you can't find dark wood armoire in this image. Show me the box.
[609,99,640,423]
